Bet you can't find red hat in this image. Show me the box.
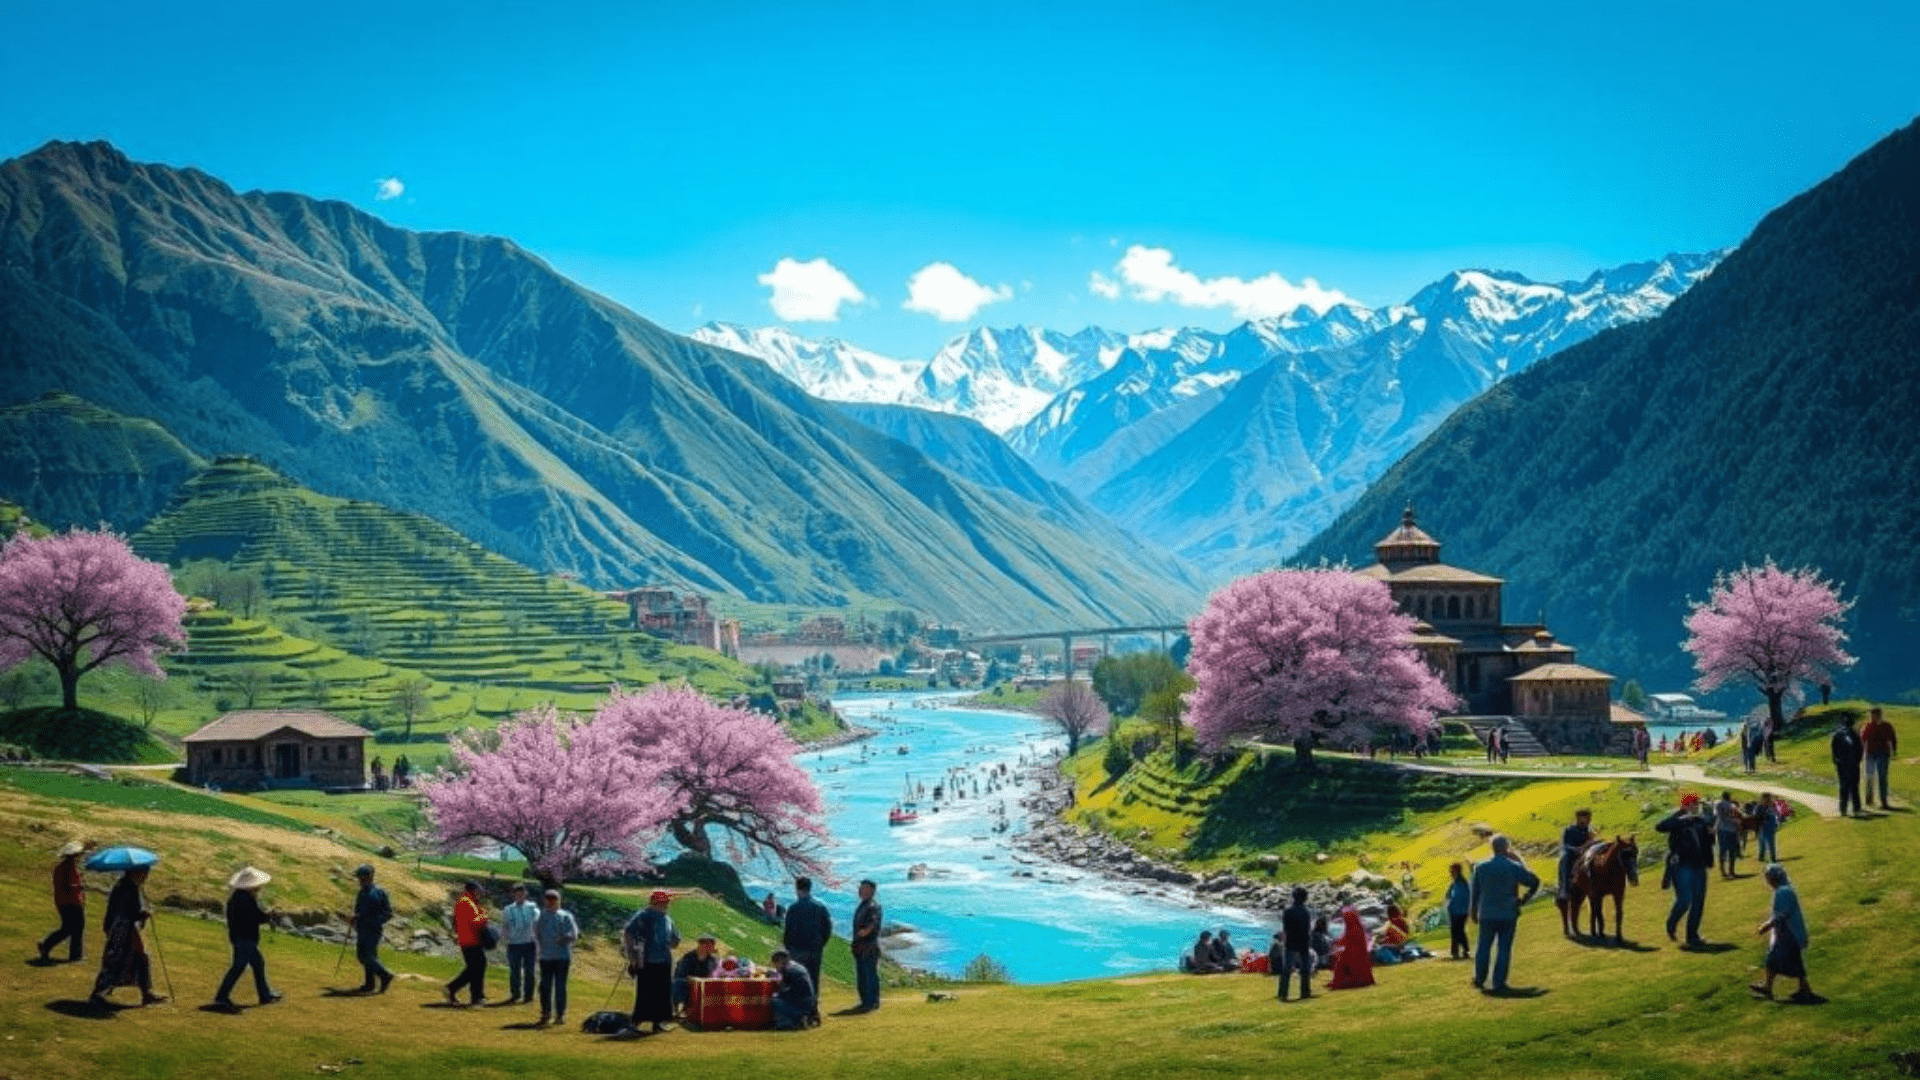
[650,890,672,905]
[1679,793,1701,807]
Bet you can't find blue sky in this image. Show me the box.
[4,0,1918,356]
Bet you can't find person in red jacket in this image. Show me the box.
[39,839,92,963]
[1862,707,1899,810]
[445,881,491,1006]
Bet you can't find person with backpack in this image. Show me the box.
[445,880,491,1006]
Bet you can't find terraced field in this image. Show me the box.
[117,458,775,753]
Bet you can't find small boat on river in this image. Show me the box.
[889,802,920,826]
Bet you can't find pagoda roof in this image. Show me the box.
[1357,563,1504,585]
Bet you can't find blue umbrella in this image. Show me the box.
[85,846,160,871]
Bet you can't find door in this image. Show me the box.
[274,743,301,779]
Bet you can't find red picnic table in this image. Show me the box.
[686,976,780,1030]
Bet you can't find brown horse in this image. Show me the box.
[1563,836,1640,943]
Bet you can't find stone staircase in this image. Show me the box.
[1461,717,1551,758]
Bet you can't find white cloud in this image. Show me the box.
[1090,244,1353,319]
[758,256,867,322]
[902,262,1013,322]
[374,176,405,201]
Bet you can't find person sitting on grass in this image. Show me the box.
[672,934,719,1015]
[1328,908,1376,990]
[1751,864,1816,1003]
[1187,931,1229,973]
[768,949,816,1031]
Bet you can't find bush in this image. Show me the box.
[961,953,1011,984]
[1103,733,1132,780]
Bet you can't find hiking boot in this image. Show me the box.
[378,972,394,994]
[141,993,168,1006]
[37,942,51,962]
[444,986,458,1006]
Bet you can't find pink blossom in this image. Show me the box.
[598,684,830,877]
[0,528,187,712]
[1038,681,1109,755]
[421,704,680,884]
[1684,560,1854,727]
[1185,569,1456,754]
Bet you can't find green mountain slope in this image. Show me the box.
[127,455,764,746]
[0,391,205,531]
[0,141,1200,628]
[1298,117,1920,700]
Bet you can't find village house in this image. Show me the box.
[608,586,740,657]
[182,709,371,789]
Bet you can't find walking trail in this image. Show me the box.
[1386,759,1844,819]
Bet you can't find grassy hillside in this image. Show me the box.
[4,752,1918,1079]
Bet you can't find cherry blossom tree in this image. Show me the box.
[421,705,681,885]
[0,529,187,712]
[599,683,830,877]
[1038,680,1110,756]
[1684,560,1854,731]
[1185,569,1456,762]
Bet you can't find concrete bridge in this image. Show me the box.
[961,623,1188,678]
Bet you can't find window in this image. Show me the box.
[211,748,222,764]
[1447,596,1461,620]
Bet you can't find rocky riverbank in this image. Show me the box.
[1010,760,1399,922]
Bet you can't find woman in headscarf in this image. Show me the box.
[90,867,164,1007]
[1327,907,1375,989]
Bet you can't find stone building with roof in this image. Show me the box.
[1356,507,1618,747]
[182,709,371,789]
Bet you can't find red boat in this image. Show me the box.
[889,801,920,826]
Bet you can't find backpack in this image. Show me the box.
[581,1010,632,1035]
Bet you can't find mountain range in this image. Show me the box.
[1299,116,1920,700]
[704,254,1720,573]
[0,140,1201,628]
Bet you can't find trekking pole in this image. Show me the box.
[601,960,628,1010]
[333,925,354,979]
[145,910,178,1002]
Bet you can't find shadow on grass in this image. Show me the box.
[1681,941,1741,955]
[500,1020,547,1030]
[45,998,123,1020]
[1486,986,1550,998]
[320,987,374,997]
[1570,936,1659,953]
[25,956,64,968]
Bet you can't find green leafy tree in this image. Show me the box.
[1102,730,1132,780]
[390,676,434,740]
[1091,651,1186,717]
[1620,679,1648,711]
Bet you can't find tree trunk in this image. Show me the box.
[671,818,712,859]
[58,663,79,712]
[1766,689,1785,731]
[1293,735,1315,770]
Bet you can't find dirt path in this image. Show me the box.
[1386,759,1844,820]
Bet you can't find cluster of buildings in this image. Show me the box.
[608,587,741,657]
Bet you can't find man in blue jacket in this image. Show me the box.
[1469,834,1540,994]
[782,876,832,1024]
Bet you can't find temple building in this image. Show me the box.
[1356,507,1620,749]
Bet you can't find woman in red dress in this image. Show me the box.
[1328,907,1376,989]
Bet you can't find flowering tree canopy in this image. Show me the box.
[1185,569,1456,755]
[1038,680,1109,756]
[600,683,830,877]
[0,529,187,712]
[421,705,681,885]
[1684,560,1854,728]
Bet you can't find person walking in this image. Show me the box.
[1468,834,1540,994]
[444,881,490,1006]
[1558,809,1594,905]
[346,864,394,993]
[1862,707,1898,809]
[39,839,92,963]
[1656,793,1716,948]
[1444,862,1472,960]
[1714,791,1745,878]
[1751,864,1815,1002]
[850,879,883,1012]
[1832,714,1865,817]
[781,876,832,1023]
[623,890,679,1033]
[1740,718,1763,773]
[212,866,282,1010]
[767,949,816,1031]
[501,883,540,1004]
[1277,886,1315,1000]
[89,867,165,1007]
[1754,793,1781,863]
[533,888,578,1027]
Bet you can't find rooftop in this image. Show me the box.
[1508,663,1615,683]
[183,710,371,743]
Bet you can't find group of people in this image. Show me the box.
[367,755,413,792]
[628,875,884,1032]
[1831,708,1899,816]
[37,851,885,1035]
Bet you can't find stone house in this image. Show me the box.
[182,709,371,789]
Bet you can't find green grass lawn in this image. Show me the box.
[3,757,1918,1079]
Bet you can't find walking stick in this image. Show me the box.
[333,925,354,979]
[145,910,178,1002]
[601,959,629,1010]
